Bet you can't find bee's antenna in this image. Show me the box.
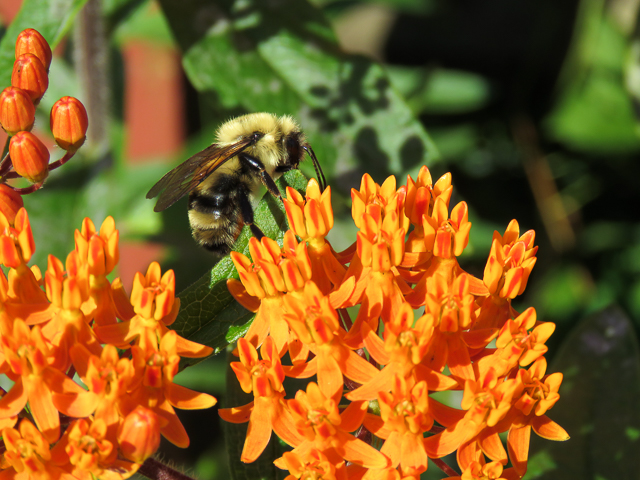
[303,145,327,192]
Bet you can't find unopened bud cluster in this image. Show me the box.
[0,28,88,212]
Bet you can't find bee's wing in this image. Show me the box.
[147,139,252,212]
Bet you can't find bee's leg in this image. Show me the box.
[238,186,265,240]
[238,153,281,199]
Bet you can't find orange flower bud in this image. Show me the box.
[9,131,49,184]
[11,54,48,103]
[0,184,24,224]
[15,29,52,71]
[50,96,88,151]
[117,406,161,463]
[0,87,35,135]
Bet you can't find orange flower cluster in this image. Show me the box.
[0,209,216,480]
[224,168,568,479]
[0,28,88,197]
[0,28,215,480]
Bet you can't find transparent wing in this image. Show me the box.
[146,139,252,212]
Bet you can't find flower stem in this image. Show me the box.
[139,457,196,480]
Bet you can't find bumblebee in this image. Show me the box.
[147,113,326,256]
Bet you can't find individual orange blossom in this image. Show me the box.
[227,230,312,355]
[94,262,210,358]
[0,319,83,443]
[362,375,433,477]
[9,131,49,184]
[0,184,24,226]
[419,274,495,381]
[505,358,568,478]
[50,96,88,152]
[73,216,121,326]
[483,220,537,300]
[283,179,344,294]
[0,419,69,480]
[11,53,48,103]
[50,417,138,480]
[346,302,457,402]
[218,337,303,462]
[287,382,389,470]
[444,460,515,480]
[404,166,452,253]
[117,406,161,465]
[277,449,348,480]
[0,86,35,135]
[52,344,135,438]
[424,367,520,459]
[489,307,555,372]
[282,281,379,403]
[0,208,35,268]
[41,252,102,370]
[15,29,52,71]
[334,174,411,346]
[125,329,217,448]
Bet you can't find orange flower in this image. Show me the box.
[41,252,102,370]
[478,307,555,376]
[9,131,49,184]
[52,344,135,438]
[346,302,457,402]
[125,330,217,448]
[364,375,433,476]
[283,179,344,294]
[277,449,348,480]
[287,382,389,470]
[117,407,161,465]
[506,358,568,478]
[333,174,411,346]
[94,262,210,358]
[73,217,122,326]
[218,337,302,462]
[0,419,69,480]
[404,166,452,253]
[15,29,52,71]
[282,281,379,402]
[0,319,82,443]
[227,230,312,355]
[50,96,88,152]
[483,220,537,300]
[50,417,139,480]
[0,86,35,135]
[11,53,48,103]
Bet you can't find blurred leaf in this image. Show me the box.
[174,170,308,366]
[25,162,166,269]
[111,0,175,45]
[533,264,594,322]
[529,307,640,479]
[0,0,89,87]
[387,66,491,115]
[157,0,438,183]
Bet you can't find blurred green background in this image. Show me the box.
[1,0,640,478]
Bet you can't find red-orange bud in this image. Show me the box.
[0,184,24,225]
[117,406,161,463]
[0,87,35,135]
[9,131,49,184]
[11,54,48,103]
[50,96,88,152]
[15,29,52,71]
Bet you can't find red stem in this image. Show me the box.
[432,457,460,477]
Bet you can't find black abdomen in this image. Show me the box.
[188,174,247,256]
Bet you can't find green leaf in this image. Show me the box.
[529,307,640,479]
[0,0,89,87]
[156,0,438,182]
[173,170,308,366]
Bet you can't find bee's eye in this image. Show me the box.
[251,132,263,143]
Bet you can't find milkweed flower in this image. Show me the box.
[223,170,566,478]
[0,27,218,480]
